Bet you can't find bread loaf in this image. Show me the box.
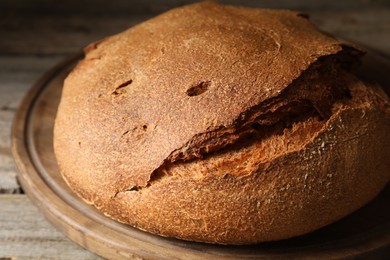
[54,2,390,244]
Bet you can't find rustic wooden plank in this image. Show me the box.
[0,153,20,193]
[0,110,20,194]
[0,56,65,109]
[0,56,65,193]
[0,9,389,56]
[311,10,390,56]
[0,194,101,259]
[0,14,149,55]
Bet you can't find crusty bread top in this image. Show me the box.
[54,2,356,201]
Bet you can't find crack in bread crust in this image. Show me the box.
[115,71,389,194]
[165,53,355,164]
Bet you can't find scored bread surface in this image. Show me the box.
[54,2,390,244]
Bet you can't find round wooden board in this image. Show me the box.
[12,50,390,260]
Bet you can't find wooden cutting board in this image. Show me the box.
[12,50,390,259]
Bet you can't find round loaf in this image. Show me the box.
[54,2,390,244]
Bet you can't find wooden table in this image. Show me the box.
[0,1,389,259]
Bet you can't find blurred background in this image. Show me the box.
[1,0,389,56]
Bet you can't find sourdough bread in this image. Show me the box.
[54,2,390,244]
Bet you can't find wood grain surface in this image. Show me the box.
[0,195,100,259]
[1,1,390,258]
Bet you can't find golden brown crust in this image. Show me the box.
[54,2,390,244]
